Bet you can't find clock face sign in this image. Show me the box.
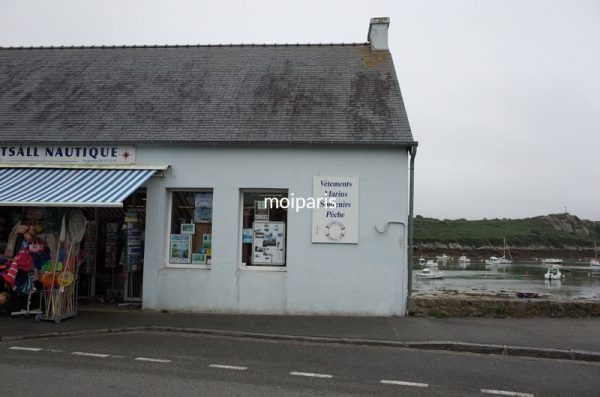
[325,221,346,242]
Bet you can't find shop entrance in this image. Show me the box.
[78,188,147,305]
[0,165,160,316]
[0,189,148,311]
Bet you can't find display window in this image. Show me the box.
[240,190,288,267]
[168,190,213,267]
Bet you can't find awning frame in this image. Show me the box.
[0,163,168,172]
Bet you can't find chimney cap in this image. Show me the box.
[370,17,390,25]
[367,17,390,51]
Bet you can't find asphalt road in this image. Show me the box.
[0,332,598,396]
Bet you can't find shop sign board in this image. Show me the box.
[0,145,136,164]
[312,176,359,244]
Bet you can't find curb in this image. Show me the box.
[0,326,149,342]
[2,326,599,363]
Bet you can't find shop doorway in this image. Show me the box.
[0,188,147,307]
[78,188,147,305]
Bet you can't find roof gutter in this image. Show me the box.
[0,139,415,147]
[406,142,418,315]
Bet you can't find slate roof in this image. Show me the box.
[0,43,414,146]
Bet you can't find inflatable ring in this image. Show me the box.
[42,272,57,289]
[42,260,53,272]
[58,271,74,287]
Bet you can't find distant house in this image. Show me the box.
[0,18,416,315]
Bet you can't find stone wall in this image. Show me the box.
[409,296,600,318]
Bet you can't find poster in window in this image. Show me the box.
[194,208,212,223]
[126,221,143,272]
[192,253,207,264]
[194,193,213,223]
[202,234,211,248]
[170,234,191,264]
[242,228,253,244]
[181,223,195,235]
[252,222,285,265]
[124,211,138,223]
[195,192,213,208]
[105,222,120,268]
[202,234,212,256]
[254,200,269,221]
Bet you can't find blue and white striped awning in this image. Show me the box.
[0,168,155,207]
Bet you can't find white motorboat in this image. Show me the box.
[436,254,450,264]
[418,257,426,266]
[544,264,562,280]
[485,256,512,266]
[541,258,563,265]
[417,267,445,279]
[458,255,470,264]
[425,259,438,268]
[485,238,512,265]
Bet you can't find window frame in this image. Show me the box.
[238,188,289,271]
[165,188,213,270]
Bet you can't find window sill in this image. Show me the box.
[239,264,287,272]
[165,264,211,270]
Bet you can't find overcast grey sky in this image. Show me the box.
[1,0,599,220]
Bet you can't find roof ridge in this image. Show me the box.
[0,42,370,51]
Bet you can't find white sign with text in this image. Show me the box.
[0,145,136,164]
[312,176,359,244]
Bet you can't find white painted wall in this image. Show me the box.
[137,145,409,316]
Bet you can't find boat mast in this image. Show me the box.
[503,237,512,261]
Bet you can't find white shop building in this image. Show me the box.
[0,18,417,316]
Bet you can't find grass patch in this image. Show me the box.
[414,213,600,248]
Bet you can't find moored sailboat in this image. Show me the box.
[485,238,512,265]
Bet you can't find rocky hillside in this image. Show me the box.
[414,213,600,250]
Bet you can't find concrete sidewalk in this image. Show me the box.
[1,308,599,360]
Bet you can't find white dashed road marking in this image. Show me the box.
[380,380,429,388]
[71,352,111,358]
[209,364,248,371]
[9,346,42,352]
[2,345,536,396]
[134,357,171,363]
[290,371,333,379]
[481,389,534,397]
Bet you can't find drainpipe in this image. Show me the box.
[406,144,417,314]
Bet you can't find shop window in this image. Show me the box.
[241,190,287,267]
[168,190,213,266]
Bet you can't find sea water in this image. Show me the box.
[412,261,600,300]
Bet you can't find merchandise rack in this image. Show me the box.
[35,262,81,324]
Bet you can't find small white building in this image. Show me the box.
[0,18,416,316]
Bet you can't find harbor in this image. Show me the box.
[413,258,600,301]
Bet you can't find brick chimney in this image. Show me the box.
[367,17,390,51]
